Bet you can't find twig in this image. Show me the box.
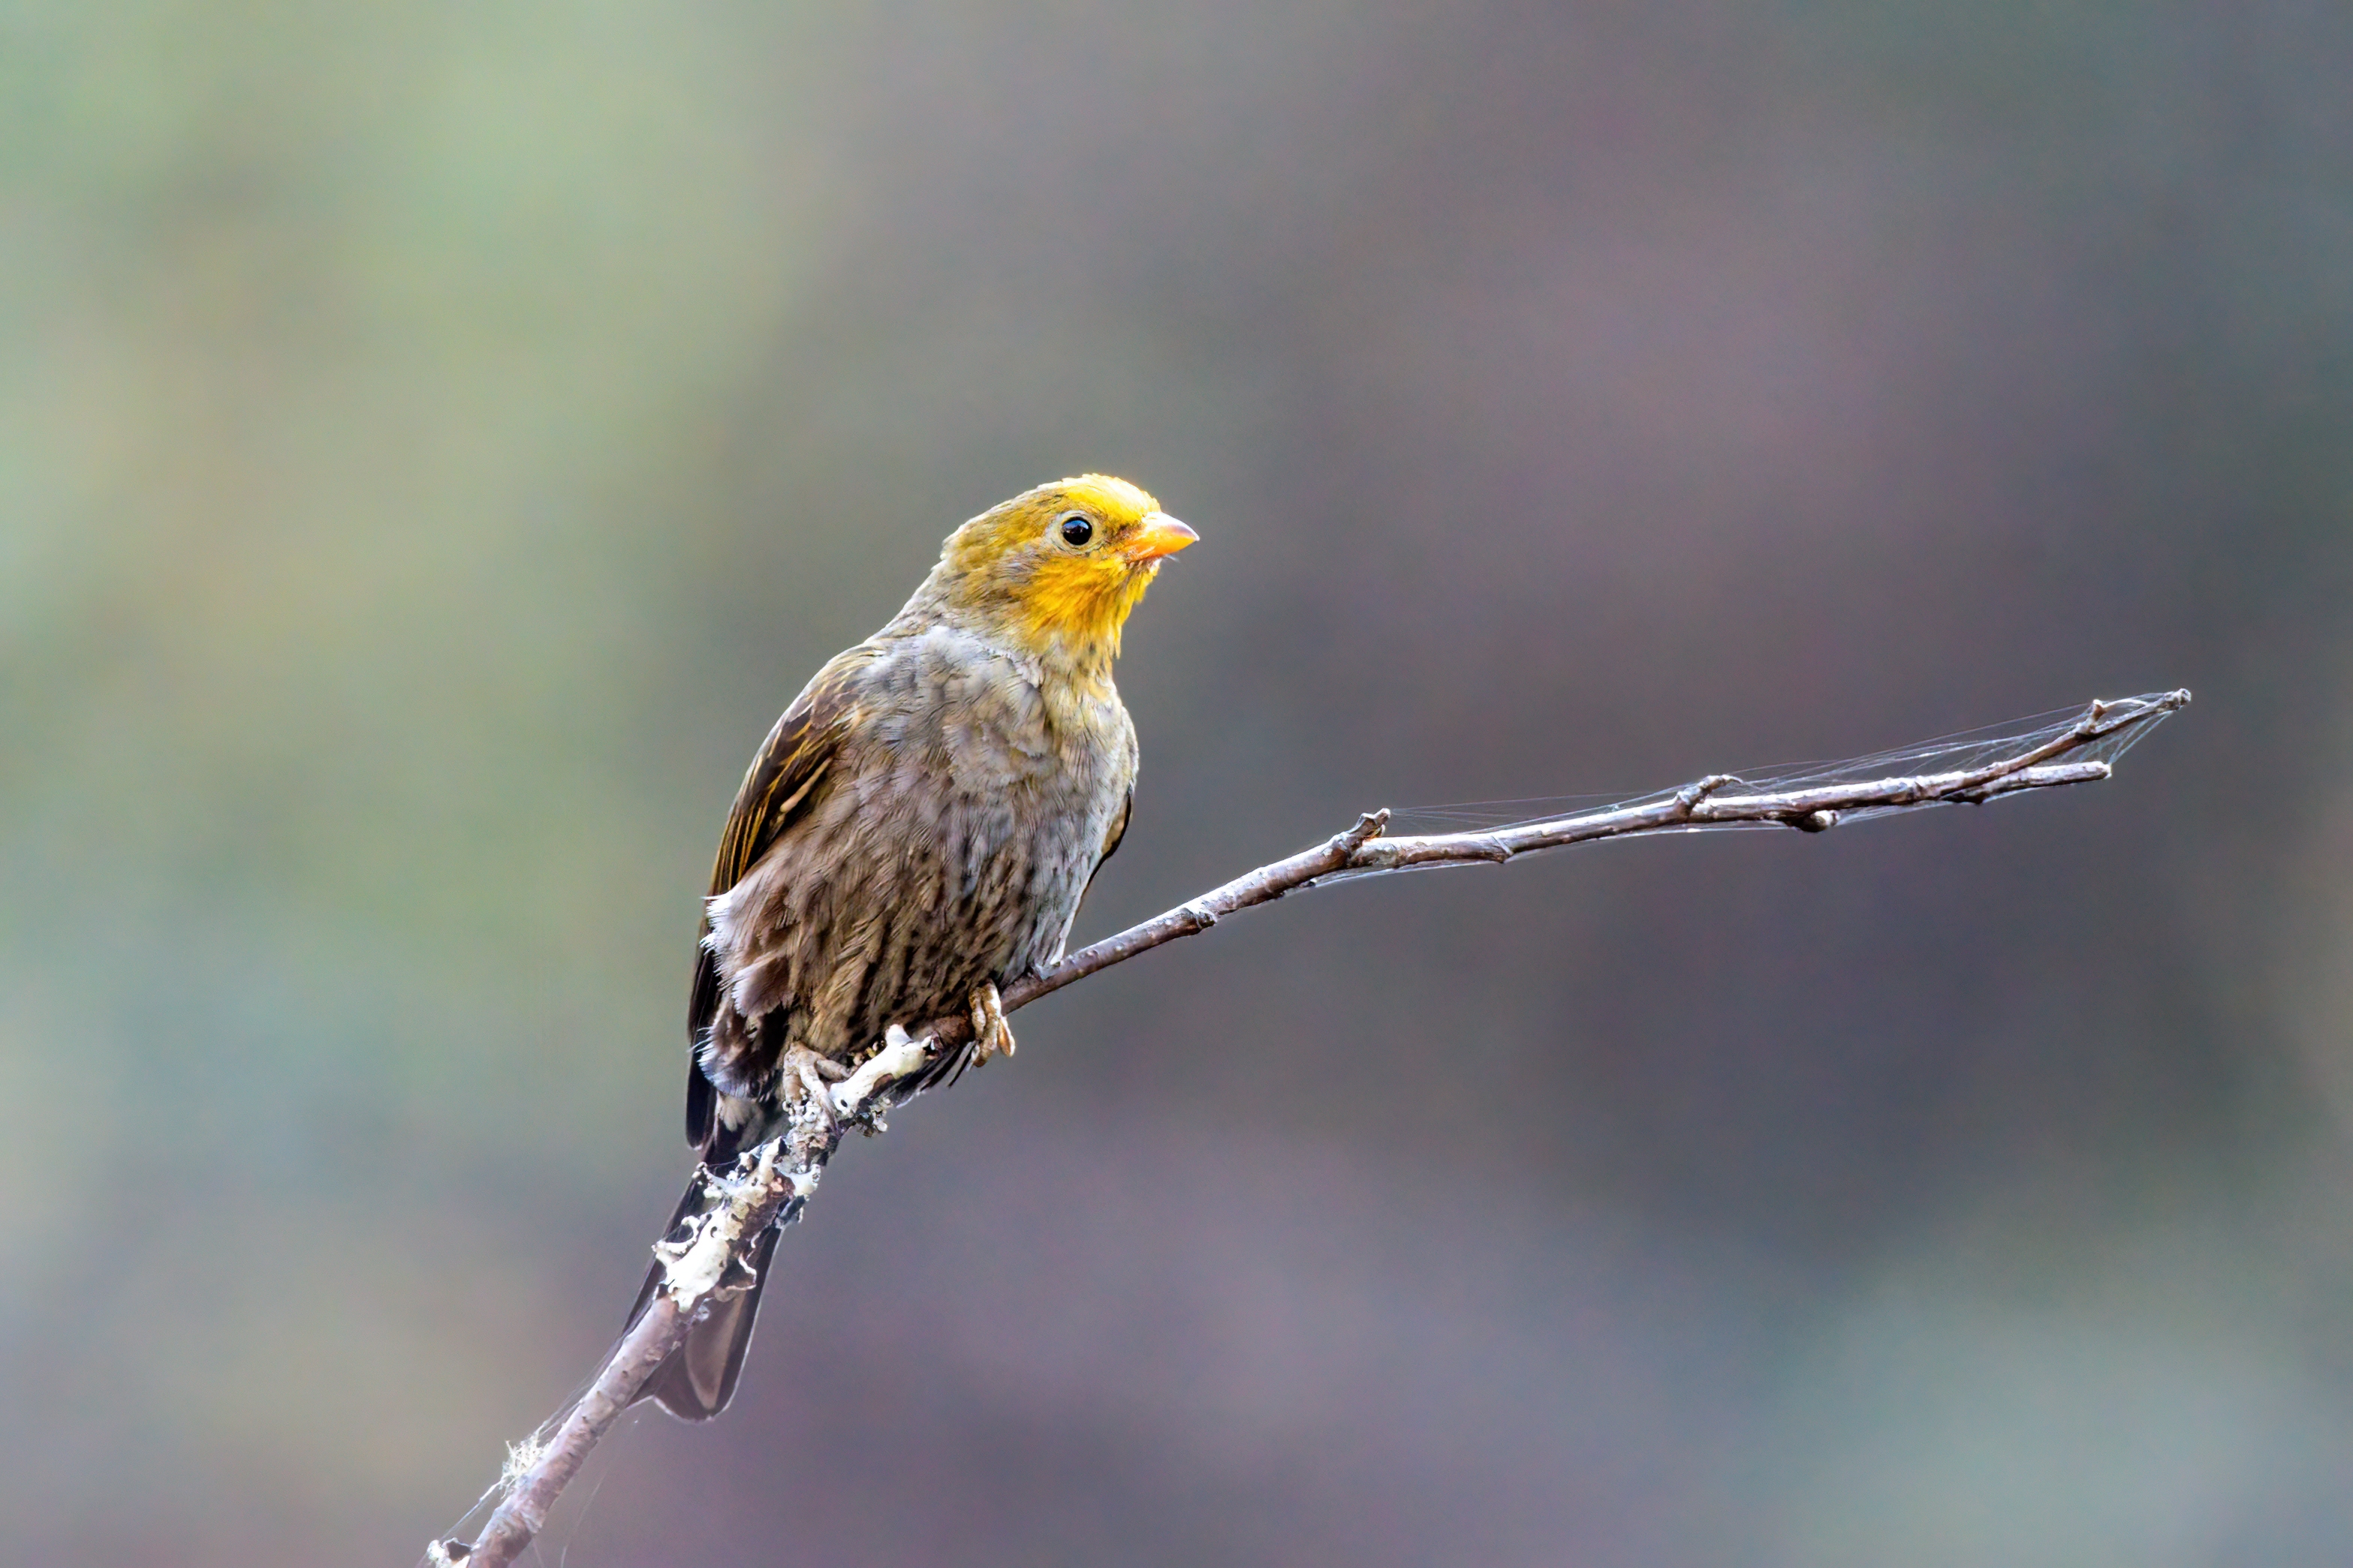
[424,688,2186,1566]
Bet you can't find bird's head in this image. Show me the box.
[918,474,1198,670]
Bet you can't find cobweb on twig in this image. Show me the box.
[1386,691,2189,838]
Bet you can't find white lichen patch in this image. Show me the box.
[653,1140,829,1308]
[830,1023,932,1116]
[499,1431,551,1494]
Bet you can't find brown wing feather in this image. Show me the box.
[1081,786,1131,903]
[685,648,874,1147]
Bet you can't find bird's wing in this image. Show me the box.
[1081,786,1131,902]
[685,646,875,1146]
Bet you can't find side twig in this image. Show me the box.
[425,688,2187,1566]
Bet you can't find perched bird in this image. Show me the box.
[627,474,1198,1419]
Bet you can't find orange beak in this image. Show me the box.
[1123,512,1200,562]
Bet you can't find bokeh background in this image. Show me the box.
[5,3,2350,1563]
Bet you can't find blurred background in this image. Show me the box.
[3,2,2349,1563]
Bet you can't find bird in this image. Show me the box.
[625,474,1198,1419]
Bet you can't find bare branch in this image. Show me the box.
[424,689,2186,1566]
[999,689,2189,1017]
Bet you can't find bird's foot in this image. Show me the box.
[779,1045,850,1133]
[968,983,1017,1068]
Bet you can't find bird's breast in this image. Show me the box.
[709,628,1135,1058]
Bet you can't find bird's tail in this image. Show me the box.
[622,1169,782,1421]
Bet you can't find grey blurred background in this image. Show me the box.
[4,3,2349,1564]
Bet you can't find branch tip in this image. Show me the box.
[1676,774,1738,814]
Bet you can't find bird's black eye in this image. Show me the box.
[1059,514,1095,548]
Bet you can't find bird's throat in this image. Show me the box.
[1012,556,1159,671]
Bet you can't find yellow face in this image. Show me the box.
[940,474,1198,657]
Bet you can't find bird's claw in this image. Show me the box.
[968,983,1017,1068]
[781,1045,849,1131]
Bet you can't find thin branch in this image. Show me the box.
[424,688,2187,1566]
